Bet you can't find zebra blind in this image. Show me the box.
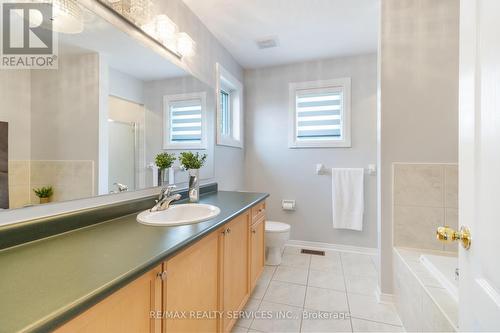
[295,88,343,140]
[169,99,202,142]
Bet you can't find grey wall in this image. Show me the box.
[0,70,31,160]
[30,53,100,188]
[109,68,145,105]
[378,0,459,293]
[244,54,378,248]
[30,54,100,162]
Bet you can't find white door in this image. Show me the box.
[459,0,500,330]
[108,120,136,193]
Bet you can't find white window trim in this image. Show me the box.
[216,63,244,149]
[288,78,351,148]
[163,92,208,150]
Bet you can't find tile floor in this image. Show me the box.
[232,246,404,333]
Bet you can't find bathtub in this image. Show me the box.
[420,254,459,302]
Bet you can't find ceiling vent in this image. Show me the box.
[256,37,279,50]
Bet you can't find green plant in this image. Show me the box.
[155,152,176,170]
[33,186,53,198]
[179,152,207,170]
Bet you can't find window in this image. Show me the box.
[289,78,351,148]
[163,92,207,150]
[216,63,243,148]
[220,90,231,136]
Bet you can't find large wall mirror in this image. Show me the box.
[0,2,215,211]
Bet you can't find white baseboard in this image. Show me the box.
[375,285,395,304]
[286,239,377,255]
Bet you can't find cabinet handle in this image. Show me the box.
[252,229,256,234]
[227,228,231,234]
[157,271,167,280]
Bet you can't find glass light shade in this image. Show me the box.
[141,21,157,39]
[177,32,195,57]
[154,14,178,49]
[52,0,83,34]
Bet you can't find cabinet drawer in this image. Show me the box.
[251,201,266,222]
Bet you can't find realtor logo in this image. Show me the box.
[1,2,58,69]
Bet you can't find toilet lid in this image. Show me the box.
[265,221,291,233]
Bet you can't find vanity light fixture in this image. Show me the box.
[141,14,178,50]
[106,0,152,26]
[155,14,178,50]
[177,32,195,57]
[99,0,194,58]
[129,0,152,26]
[51,0,84,34]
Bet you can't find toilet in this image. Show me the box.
[265,221,291,265]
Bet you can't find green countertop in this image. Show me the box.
[0,191,268,333]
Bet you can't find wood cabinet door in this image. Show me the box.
[55,265,163,333]
[250,216,265,290]
[221,212,250,332]
[163,231,219,333]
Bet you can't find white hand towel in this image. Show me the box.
[332,168,364,231]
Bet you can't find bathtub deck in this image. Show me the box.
[394,247,458,331]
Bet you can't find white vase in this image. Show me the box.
[188,168,200,202]
[158,168,169,186]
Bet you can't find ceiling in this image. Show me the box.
[182,0,379,69]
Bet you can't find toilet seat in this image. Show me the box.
[265,221,290,233]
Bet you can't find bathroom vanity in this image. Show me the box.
[0,188,267,333]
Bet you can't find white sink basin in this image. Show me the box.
[137,204,221,226]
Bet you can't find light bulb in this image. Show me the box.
[177,32,195,57]
[141,21,156,39]
[154,14,177,49]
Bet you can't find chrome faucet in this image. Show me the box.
[150,185,181,212]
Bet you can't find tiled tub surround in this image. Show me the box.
[394,248,458,332]
[233,247,404,333]
[8,160,31,208]
[7,160,95,208]
[393,163,458,252]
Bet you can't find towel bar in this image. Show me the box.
[316,163,376,176]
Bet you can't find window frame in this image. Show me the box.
[220,89,231,136]
[163,91,207,150]
[216,63,244,149]
[288,78,351,148]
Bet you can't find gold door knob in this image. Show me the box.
[436,226,471,250]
